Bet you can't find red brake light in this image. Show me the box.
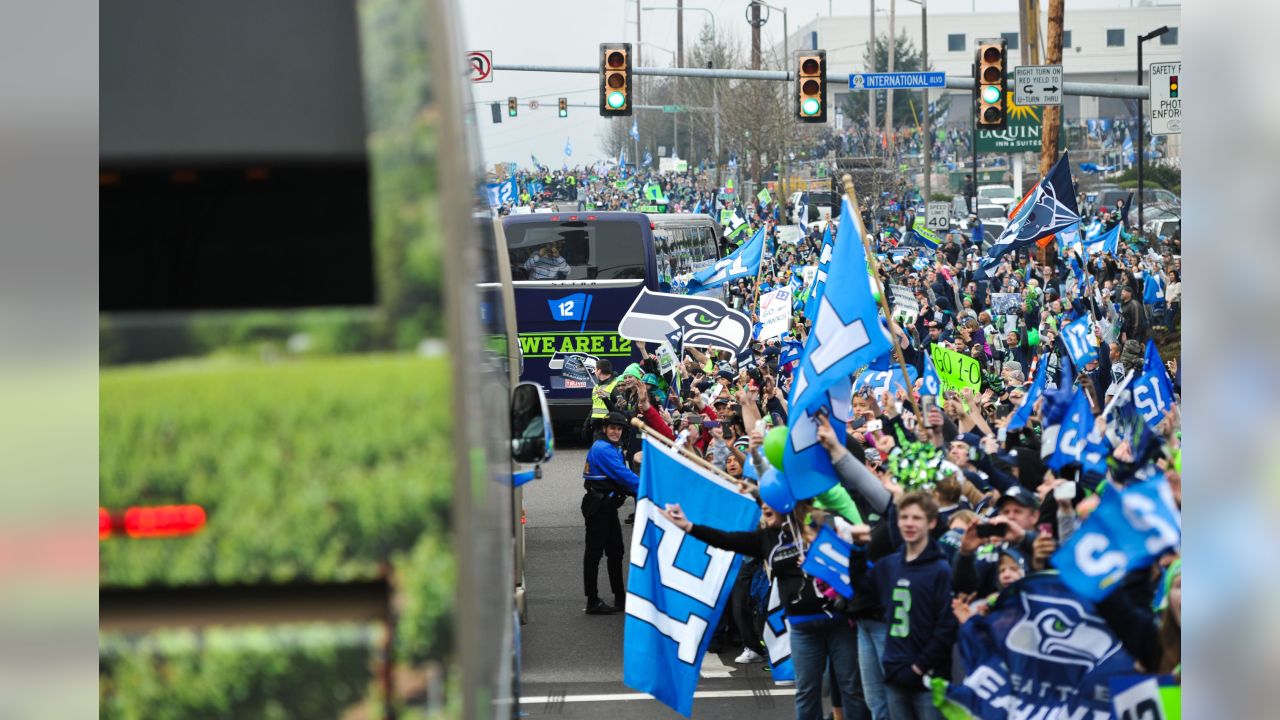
[121,504,207,539]
[568,215,578,221]
[99,508,111,540]
[549,215,560,221]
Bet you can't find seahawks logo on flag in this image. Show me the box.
[619,289,753,361]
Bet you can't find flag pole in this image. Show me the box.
[840,174,922,421]
[628,418,748,489]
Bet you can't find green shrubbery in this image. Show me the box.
[100,354,457,715]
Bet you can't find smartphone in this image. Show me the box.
[975,523,1006,539]
[920,396,936,426]
[850,416,867,430]
[1053,481,1077,501]
[866,419,882,433]
[997,426,1008,443]
[1038,523,1054,538]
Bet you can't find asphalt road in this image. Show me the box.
[516,437,808,720]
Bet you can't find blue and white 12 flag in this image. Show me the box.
[784,198,892,501]
[1041,387,1095,471]
[630,117,640,141]
[623,438,761,717]
[564,136,573,157]
[978,152,1080,275]
[1060,315,1098,368]
[1052,472,1181,601]
[921,344,943,398]
[797,192,810,231]
[800,525,855,598]
[686,226,765,292]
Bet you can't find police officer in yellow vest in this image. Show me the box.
[585,358,619,441]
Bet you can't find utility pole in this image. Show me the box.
[868,0,876,133]
[751,2,762,69]
[886,0,896,149]
[1039,0,1064,177]
[636,0,643,169]
[677,0,684,161]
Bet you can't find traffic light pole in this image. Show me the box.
[491,63,1149,98]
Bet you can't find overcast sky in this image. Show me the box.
[459,0,1175,167]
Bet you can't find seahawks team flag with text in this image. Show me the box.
[936,573,1136,720]
[623,438,762,717]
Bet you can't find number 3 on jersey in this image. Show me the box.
[890,586,911,638]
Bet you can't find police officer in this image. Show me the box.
[581,410,640,615]
[584,359,620,441]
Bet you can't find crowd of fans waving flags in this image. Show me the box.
[557,148,1181,719]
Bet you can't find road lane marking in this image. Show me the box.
[522,688,798,704]
[699,652,733,678]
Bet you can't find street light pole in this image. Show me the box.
[645,6,718,167]
[907,0,930,200]
[1137,26,1168,237]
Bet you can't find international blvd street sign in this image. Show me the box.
[848,72,946,90]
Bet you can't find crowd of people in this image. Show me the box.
[570,161,1181,720]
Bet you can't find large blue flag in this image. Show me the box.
[784,198,892,500]
[978,153,1080,275]
[686,226,765,291]
[1132,366,1176,429]
[797,192,810,231]
[623,438,762,716]
[803,223,835,321]
[1007,355,1048,431]
[938,573,1137,719]
[920,344,943,398]
[1041,387,1095,471]
[1052,474,1181,601]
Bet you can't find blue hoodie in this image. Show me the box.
[851,538,958,690]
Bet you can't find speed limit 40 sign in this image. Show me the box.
[926,202,950,232]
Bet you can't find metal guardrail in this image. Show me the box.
[492,63,1149,100]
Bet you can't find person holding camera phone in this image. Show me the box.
[950,485,1045,598]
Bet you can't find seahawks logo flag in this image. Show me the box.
[977,153,1081,277]
[935,573,1135,719]
[688,225,765,290]
[619,289,754,362]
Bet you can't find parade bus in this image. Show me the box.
[501,211,722,423]
[100,1,550,717]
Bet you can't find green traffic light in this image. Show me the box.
[559,109,568,118]
[980,85,1002,105]
[607,91,626,109]
[801,98,821,116]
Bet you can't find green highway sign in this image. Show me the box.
[662,104,686,113]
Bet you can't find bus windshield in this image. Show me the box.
[506,219,646,281]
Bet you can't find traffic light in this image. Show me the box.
[559,97,568,118]
[508,97,518,117]
[491,102,502,124]
[599,43,633,116]
[975,38,1007,129]
[795,50,827,123]
[1169,75,1179,98]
